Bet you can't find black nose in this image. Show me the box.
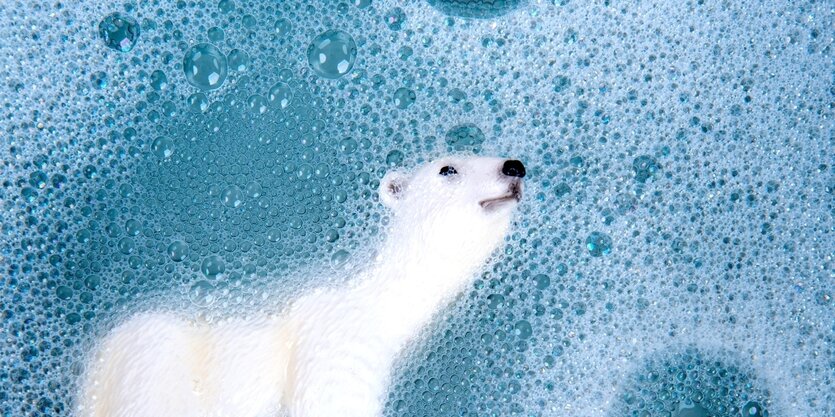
[502,160,526,178]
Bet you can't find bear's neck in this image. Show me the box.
[356,222,497,344]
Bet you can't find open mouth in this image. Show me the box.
[479,181,523,209]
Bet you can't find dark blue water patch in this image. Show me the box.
[611,347,771,417]
[427,0,525,19]
[445,123,485,153]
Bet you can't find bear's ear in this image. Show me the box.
[379,171,409,209]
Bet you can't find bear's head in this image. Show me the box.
[379,156,525,270]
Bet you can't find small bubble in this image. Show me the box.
[247,95,268,114]
[586,231,612,257]
[217,0,235,13]
[742,401,767,417]
[55,286,73,300]
[274,18,292,36]
[228,49,250,72]
[201,255,225,277]
[187,93,209,112]
[183,43,228,91]
[534,274,550,290]
[514,320,533,339]
[386,150,404,166]
[118,237,135,255]
[29,171,48,189]
[331,249,351,269]
[245,182,262,198]
[167,241,189,262]
[307,30,357,79]
[189,280,215,307]
[393,87,416,109]
[90,71,108,89]
[207,27,224,42]
[221,185,243,207]
[151,137,174,159]
[632,155,661,183]
[99,13,140,52]
[385,7,406,31]
[268,82,293,109]
[150,70,168,91]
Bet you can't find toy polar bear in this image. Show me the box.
[79,156,526,417]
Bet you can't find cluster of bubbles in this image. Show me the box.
[611,348,771,417]
[0,0,831,416]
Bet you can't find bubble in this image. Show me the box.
[65,313,81,325]
[268,82,293,109]
[29,171,48,189]
[150,70,168,91]
[242,14,257,29]
[55,286,73,300]
[385,7,406,31]
[118,237,135,255]
[207,27,225,42]
[514,320,532,339]
[151,137,174,159]
[187,93,209,112]
[217,0,235,13]
[98,13,140,52]
[183,43,228,91]
[124,219,141,236]
[393,87,416,109]
[248,95,268,114]
[742,402,768,417]
[533,274,550,290]
[445,124,485,153]
[553,75,571,93]
[167,241,188,262]
[85,275,101,290]
[245,182,262,198]
[228,49,250,72]
[90,71,108,89]
[307,30,357,79]
[274,18,292,36]
[386,150,404,166]
[221,185,243,207]
[672,402,711,417]
[189,280,215,307]
[632,155,661,183]
[585,232,612,257]
[200,255,225,277]
[331,249,351,269]
[325,229,339,242]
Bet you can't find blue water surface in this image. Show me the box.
[0,1,831,416]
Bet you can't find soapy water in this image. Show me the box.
[0,0,831,416]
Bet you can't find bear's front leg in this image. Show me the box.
[286,294,399,417]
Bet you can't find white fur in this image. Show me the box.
[78,156,523,417]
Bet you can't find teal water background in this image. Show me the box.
[0,1,832,416]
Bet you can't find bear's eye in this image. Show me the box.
[439,166,458,176]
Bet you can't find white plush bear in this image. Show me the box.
[78,156,526,417]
